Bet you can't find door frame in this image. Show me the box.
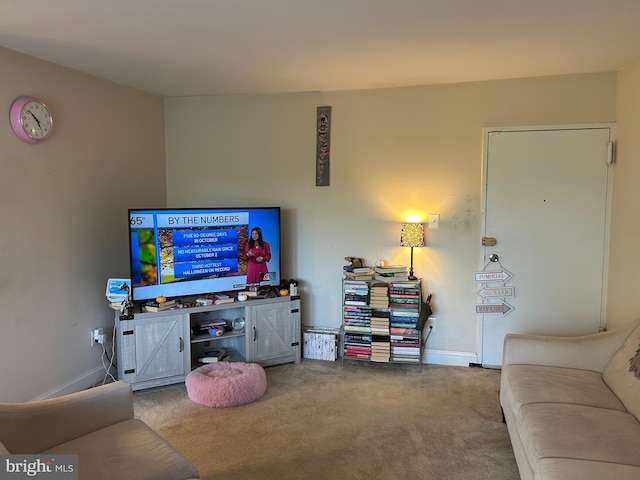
[476,123,615,366]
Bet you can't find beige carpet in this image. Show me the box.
[133,361,519,480]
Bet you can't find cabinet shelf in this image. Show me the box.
[191,331,245,344]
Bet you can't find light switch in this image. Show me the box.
[428,214,440,229]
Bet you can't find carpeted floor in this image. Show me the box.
[133,361,519,480]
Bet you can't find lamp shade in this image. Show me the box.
[400,223,425,248]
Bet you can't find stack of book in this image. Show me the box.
[389,281,421,329]
[370,310,390,362]
[343,265,374,280]
[369,283,389,308]
[143,299,177,312]
[371,310,390,335]
[343,332,372,359]
[388,280,422,363]
[212,293,234,305]
[371,335,390,362]
[374,265,409,282]
[343,306,372,333]
[343,280,370,306]
[390,335,421,363]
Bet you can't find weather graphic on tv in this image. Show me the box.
[158,225,248,283]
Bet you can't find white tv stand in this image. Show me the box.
[115,295,301,391]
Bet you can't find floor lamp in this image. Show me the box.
[400,222,425,280]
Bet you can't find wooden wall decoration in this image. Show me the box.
[316,106,331,186]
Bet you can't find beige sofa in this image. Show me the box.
[0,380,199,480]
[500,320,640,480]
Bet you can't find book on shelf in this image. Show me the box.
[344,300,368,306]
[369,301,390,308]
[370,320,388,326]
[389,292,420,299]
[390,280,420,286]
[371,282,389,289]
[374,265,407,274]
[375,274,410,282]
[198,348,227,363]
[390,327,419,335]
[390,356,421,363]
[143,299,177,312]
[343,279,370,288]
[390,298,420,304]
[371,356,390,363]
[344,265,373,273]
[197,320,227,333]
[214,297,235,305]
[389,304,419,312]
[344,326,372,333]
[344,271,375,280]
[371,330,390,335]
[390,309,420,317]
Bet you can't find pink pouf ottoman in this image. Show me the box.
[185,362,267,408]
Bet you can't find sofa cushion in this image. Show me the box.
[43,419,199,480]
[501,364,626,418]
[516,403,640,478]
[603,323,640,421]
[538,458,640,480]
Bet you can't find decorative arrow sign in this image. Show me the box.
[474,268,513,284]
[475,301,514,316]
[477,286,515,299]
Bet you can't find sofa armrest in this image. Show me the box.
[502,324,636,372]
[0,381,134,453]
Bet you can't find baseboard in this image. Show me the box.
[31,366,117,401]
[422,348,478,367]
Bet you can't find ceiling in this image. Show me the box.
[2,0,640,97]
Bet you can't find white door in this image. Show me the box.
[479,125,614,367]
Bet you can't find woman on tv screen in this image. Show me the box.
[244,226,271,284]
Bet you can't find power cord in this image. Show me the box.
[91,327,117,388]
[101,327,117,385]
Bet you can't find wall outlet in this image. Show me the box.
[426,317,436,333]
[91,328,104,346]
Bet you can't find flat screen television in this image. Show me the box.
[128,207,281,302]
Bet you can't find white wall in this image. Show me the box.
[0,47,166,402]
[165,73,616,365]
[607,56,640,329]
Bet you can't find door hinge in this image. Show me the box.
[291,341,300,347]
[607,141,615,165]
[122,330,134,335]
[291,308,299,313]
[482,237,497,246]
[124,369,135,374]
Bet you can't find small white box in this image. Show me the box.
[303,328,339,361]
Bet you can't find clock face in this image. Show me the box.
[9,96,54,143]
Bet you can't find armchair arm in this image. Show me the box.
[502,324,636,372]
[0,380,133,454]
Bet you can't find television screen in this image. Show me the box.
[128,207,281,302]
